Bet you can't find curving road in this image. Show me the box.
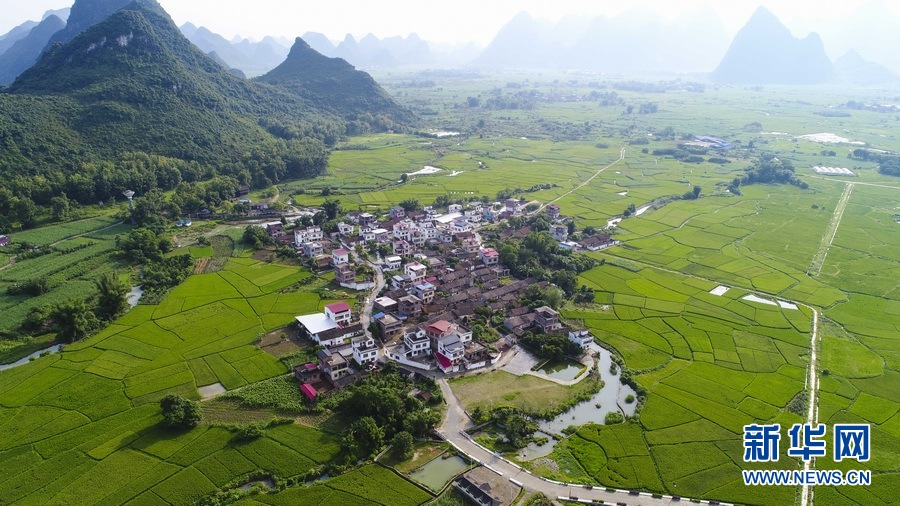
[436,379,728,506]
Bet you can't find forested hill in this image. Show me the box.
[257,37,416,133]
[0,0,414,229]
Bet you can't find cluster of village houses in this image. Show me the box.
[280,199,619,400]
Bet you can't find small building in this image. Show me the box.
[480,248,500,266]
[372,228,390,243]
[377,255,398,271]
[293,362,320,383]
[359,213,375,226]
[338,222,355,236]
[581,234,619,251]
[393,240,413,257]
[374,296,398,314]
[332,249,350,266]
[534,306,561,333]
[550,223,568,242]
[302,242,325,258]
[0,235,9,247]
[505,198,519,213]
[413,282,436,304]
[398,294,423,317]
[351,336,379,366]
[568,329,594,350]
[335,263,356,284]
[546,203,561,220]
[404,329,431,357]
[265,222,285,239]
[405,262,427,283]
[318,349,350,383]
[325,301,352,324]
[296,302,361,347]
[300,383,317,402]
[376,313,403,339]
[448,204,463,213]
[389,206,406,219]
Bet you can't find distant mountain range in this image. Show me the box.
[475,8,732,74]
[1,3,899,88]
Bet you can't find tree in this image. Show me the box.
[118,228,166,263]
[160,394,202,429]
[391,431,414,459]
[51,299,100,343]
[400,173,408,183]
[322,199,342,220]
[566,221,576,235]
[348,416,384,457]
[242,225,271,248]
[51,193,71,221]
[95,272,129,321]
[399,198,421,212]
[132,189,170,234]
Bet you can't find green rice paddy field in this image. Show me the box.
[0,257,362,505]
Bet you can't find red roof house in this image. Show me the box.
[300,383,318,401]
[325,301,352,314]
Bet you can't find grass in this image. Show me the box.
[448,370,599,416]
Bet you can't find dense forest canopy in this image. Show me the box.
[0,0,414,230]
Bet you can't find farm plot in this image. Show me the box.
[543,262,812,505]
[243,465,432,506]
[0,257,346,503]
[0,230,128,334]
[602,193,846,307]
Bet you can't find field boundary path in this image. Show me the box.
[436,379,728,506]
[538,147,626,213]
[801,309,821,506]
[807,182,854,276]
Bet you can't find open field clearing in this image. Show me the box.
[0,257,348,504]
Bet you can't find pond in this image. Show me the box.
[198,382,227,399]
[538,360,585,381]
[127,286,143,308]
[0,344,62,371]
[408,454,469,492]
[517,345,638,460]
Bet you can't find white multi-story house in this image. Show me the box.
[338,222,355,236]
[480,248,500,266]
[332,249,350,266]
[404,328,430,357]
[326,301,352,324]
[568,329,594,351]
[351,336,379,366]
[294,226,324,246]
[405,262,427,283]
[373,228,390,243]
[448,204,463,213]
[384,256,402,271]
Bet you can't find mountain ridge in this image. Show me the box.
[713,7,835,84]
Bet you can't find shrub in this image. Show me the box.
[604,412,624,425]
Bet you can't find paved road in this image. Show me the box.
[351,249,385,339]
[436,379,725,506]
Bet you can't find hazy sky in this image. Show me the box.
[2,0,898,46]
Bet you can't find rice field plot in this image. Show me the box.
[547,262,811,503]
[9,215,123,247]
[0,257,349,503]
